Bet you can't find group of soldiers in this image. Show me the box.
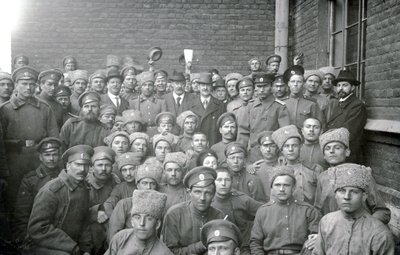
[0,52,396,254]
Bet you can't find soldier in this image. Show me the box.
[0,72,14,104]
[176,110,199,152]
[186,132,210,170]
[99,104,117,129]
[13,55,29,70]
[121,109,145,134]
[154,69,168,99]
[27,145,93,255]
[250,166,321,254]
[224,73,242,100]
[201,219,242,255]
[318,66,336,98]
[100,69,129,115]
[151,132,175,165]
[129,132,149,159]
[69,69,89,114]
[303,70,330,117]
[0,66,59,219]
[62,56,77,73]
[164,71,196,117]
[60,91,110,148]
[272,75,289,100]
[224,142,266,202]
[300,118,328,169]
[89,69,107,95]
[213,78,229,103]
[265,54,282,75]
[55,85,73,125]
[13,137,62,243]
[247,57,262,78]
[212,167,263,254]
[162,166,225,254]
[210,112,237,164]
[104,131,130,157]
[119,65,139,101]
[197,150,218,169]
[106,190,173,255]
[313,164,394,255]
[155,111,180,140]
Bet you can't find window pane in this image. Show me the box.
[333,32,343,67]
[347,0,360,26]
[346,25,359,64]
[334,0,344,32]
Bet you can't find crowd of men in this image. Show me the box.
[0,52,396,254]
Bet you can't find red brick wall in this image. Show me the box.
[11,0,275,75]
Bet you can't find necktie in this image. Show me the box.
[203,99,208,109]
[115,96,120,109]
[177,97,181,108]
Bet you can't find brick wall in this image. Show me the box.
[11,0,275,76]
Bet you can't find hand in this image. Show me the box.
[246,160,264,175]
[304,234,318,250]
[97,210,109,224]
[293,53,303,65]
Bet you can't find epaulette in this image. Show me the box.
[68,116,81,123]
[35,167,47,179]
[231,189,246,197]
[260,200,275,208]
[68,112,79,118]
[294,199,313,208]
[275,98,286,105]
[303,95,317,103]
[49,179,64,193]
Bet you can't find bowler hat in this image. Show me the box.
[332,68,360,86]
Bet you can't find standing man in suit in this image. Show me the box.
[190,73,226,146]
[164,71,195,117]
[100,69,129,116]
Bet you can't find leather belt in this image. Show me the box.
[267,249,300,255]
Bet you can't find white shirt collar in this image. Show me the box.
[173,91,185,101]
[339,93,353,102]
[108,91,119,106]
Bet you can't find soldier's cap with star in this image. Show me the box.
[55,85,71,97]
[62,56,77,66]
[116,152,143,170]
[38,69,63,83]
[273,75,286,85]
[332,68,360,86]
[266,54,282,65]
[248,57,261,66]
[12,66,39,82]
[270,165,296,186]
[89,69,107,83]
[104,131,130,147]
[304,70,324,82]
[13,55,29,65]
[190,73,201,82]
[78,91,101,107]
[154,69,168,79]
[169,71,185,82]
[62,144,94,164]
[130,190,167,220]
[136,71,155,85]
[318,66,336,77]
[257,131,275,145]
[217,112,237,128]
[236,77,254,90]
[70,69,89,84]
[120,65,138,78]
[99,104,117,117]
[176,110,199,129]
[92,146,116,163]
[319,128,350,151]
[282,65,305,84]
[122,109,144,126]
[0,72,13,83]
[272,125,302,150]
[163,152,188,168]
[197,73,212,84]
[135,163,163,184]
[152,133,175,150]
[36,137,62,153]
[201,219,242,247]
[155,112,176,125]
[183,166,217,189]
[129,132,150,144]
[213,78,226,88]
[333,163,371,192]
[224,73,243,85]
[224,142,247,157]
[253,72,275,85]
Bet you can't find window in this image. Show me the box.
[328,0,367,98]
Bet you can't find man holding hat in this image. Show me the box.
[55,85,73,125]
[100,69,129,115]
[190,72,226,146]
[0,66,59,221]
[60,91,110,148]
[27,145,93,255]
[313,164,394,255]
[106,190,173,255]
[250,165,321,254]
[266,54,282,75]
[176,110,199,152]
[69,69,89,114]
[0,71,14,104]
[162,166,225,254]
[211,112,238,163]
[13,137,62,243]
[201,219,242,255]
[326,68,367,163]
[164,71,196,117]
[89,69,107,95]
[120,65,139,101]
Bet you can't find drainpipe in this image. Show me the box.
[275,0,289,73]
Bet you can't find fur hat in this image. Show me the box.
[130,190,167,219]
[319,128,350,151]
[116,152,142,170]
[270,165,296,186]
[163,152,188,168]
[272,125,302,150]
[176,111,198,129]
[104,131,130,147]
[135,164,163,184]
[333,163,371,192]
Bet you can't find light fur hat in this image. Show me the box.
[163,152,188,168]
[70,69,89,84]
[152,133,175,150]
[129,132,150,144]
[304,70,324,81]
[224,73,243,84]
[176,110,198,129]
[318,66,336,77]
[116,152,142,170]
[270,165,296,186]
[333,163,371,192]
[135,163,163,184]
[103,131,130,147]
[130,190,167,219]
[137,71,155,85]
[319,128,350,151]
[272,125,302,150]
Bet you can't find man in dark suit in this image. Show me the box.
[100,69,129,115]
[326,68,367,163]
[164,71,196,117]
[190,73,226,146]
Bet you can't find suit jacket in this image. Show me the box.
[100,94,129,116]
[326,93,367,163]
[164,92,196,117]
[190,96,226,146]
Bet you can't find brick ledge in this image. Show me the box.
[364,119,400,134]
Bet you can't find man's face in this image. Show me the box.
[226,80,238,98]
[123,75,136,90]
[66,161,90,181]
[199,83,212,97]
[202,156,217,169]
[155,76,167,93]
[137,177,158,190]
[80,102,100,121]
[15,59,28,69]
[219,121,237,141]
[131,138,148,156]
[0,79,14,99]
[250,60,261,72]
[121,165,136,182]
[190,184,215,212]
[172,81,185,96]
[154,141,171,162]
[254,83,272,100]
[111,136,130,155]
[215,171,232,196]
[164,162,185,186]
[226,152,245,173]
[16,79,36,100]
[157,122,173,134]
[183,117,197,135]
[301,118,322,143]
[272,81,287,99]
[305,75,321,94]
[268,62,280,74]
[56,96,70,109]
[239,86,254,102]
[323,142,350,166]
[91,78,106,93]
[65,63,76,72]
[73,79,88,95]
[288,75,304,96]
[191,134,209,153]
[260,142,279,161]
[39,150,60,169]
[271,175,295,202]
[335,187,367,214]
[281,138,301,161]
[322,74,335,90]
[124,121,142,134]
[99,112,116,129]
[131,213,160,241]
[107,77,122,96]
[93,159,113,181]
[208,240,239,255]
[336,81,355,99]
[141,81,155,97]
[191,80,199,93]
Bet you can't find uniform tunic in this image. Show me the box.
[158,183,190,212]
[300,142,329,170]
[289,162,323,205]
[210,141,230,163]
[162,201,224,255]
[120,90,139,102]
[69,91,80,115]
[176,134,193,152]
[227,98,250,144]
[106,229,173,255]
[231,169,267,202]
[37,92,64,129]
[250,198,321,254]
[103,181,137,217]
[253,160,278,200]
[107,197,132,243]
[27,170,92,254]
[312,210,394,255]
[283,95,325,129]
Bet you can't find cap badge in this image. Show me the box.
[214,230,220,236]
[80,153,85,159]
[199,174,205,180]
[24,72,30,77]
[284,130,289,134]
[260,78,263,82]
[291,70,295,75]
